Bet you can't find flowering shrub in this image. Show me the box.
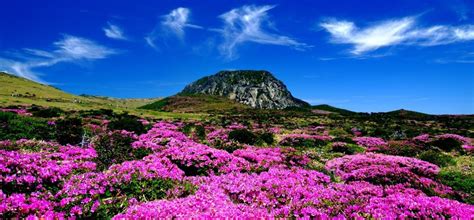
[113,181,272,219]
[158,142,250,176]
[325,153,453,196]
[57,154,185,217]
[362,193,474,218]
[368,140,423,157]
[232,146,309,171]
[0,141,96,217]
[463,145,474,154]
[353,137,387,150]
[206,128,229,146]
[2,119,474,219]
[132,123,190,151]
[412,134,431,144]
[0,108,31,116]
[91,130,151,171]
[1,148,96,194]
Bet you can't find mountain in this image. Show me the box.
[180,70,309,109]
[381,109,433,120]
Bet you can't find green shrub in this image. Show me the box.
[181,124,206,141]
[431,138,463,152]
[78,109,114,118]
[438,170,474,204]
[55,117,83,145]
[331,143,364,155]
[259,132,275,145]
[372,141,422,157]
[108,114,146,134]
[93,131,152,171]
[30,106,63,118]
[0,111,55,141]
[228,129,258,145]
[418,150,455,167]
[86,177,179,218]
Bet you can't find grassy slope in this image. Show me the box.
[0,72,204,119]
[140,94,249,113]
[311,104,356,115]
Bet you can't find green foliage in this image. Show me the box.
[30,106,64,118]
[259,132,275,145]
[93,131,152,171]
[330,143,364,155]
[228,129,259,145]
[90,177,179,218]
[438,170,474,204]
[373,141,423,157]
[431,138,463,152]
[0,111,55,141]
[418,150,456,167]
[139,98,170,111]
[78,109,114,118]
[181,124,206,141]
[108,113,146,134]
[55,117,83,145]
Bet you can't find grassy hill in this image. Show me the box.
[311,104,356,115]
[140,94,249,113]
[0,72,205,119]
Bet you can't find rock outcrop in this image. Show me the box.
[180,70,308,109]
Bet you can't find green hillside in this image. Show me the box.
[140,94,249,113]
[0,72,156,110]
[0,72,205,119]
[311,104,356,115]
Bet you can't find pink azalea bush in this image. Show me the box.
[0,108,31,116]
[158,142,250,175]
[233,146,309,171]
[1,120,474,219]
[353,137,387,150]
[325,153,455,196]
[57,154,185,217]
[0,141,96,217]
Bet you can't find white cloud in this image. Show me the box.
[321,16,474,54]
[54,35,116,59]
[146,7,202,49]
[217,5,308,59]
[103,22,127,40]
[0,35,117,83]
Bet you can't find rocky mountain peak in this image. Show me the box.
[180,70,308,109]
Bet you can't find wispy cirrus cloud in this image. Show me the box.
[103,22,127,40]
[216,5,308,59]
[145,7,202,49]
[0,35,117,83]
[320,16,474,55]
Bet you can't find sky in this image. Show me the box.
[0,0,473,114]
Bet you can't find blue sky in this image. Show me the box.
[0,0,473,114]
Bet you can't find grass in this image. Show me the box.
[140,94,249,113]
[0,72,205,120]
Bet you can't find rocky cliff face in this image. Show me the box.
[180,70,308,109]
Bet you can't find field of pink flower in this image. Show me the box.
[1,107,474,219]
